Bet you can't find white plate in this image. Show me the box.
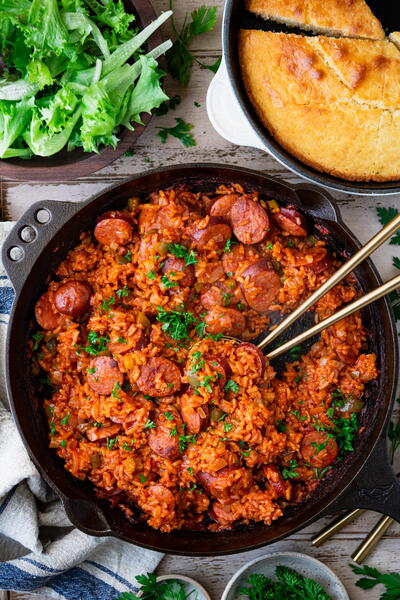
[221,552,350,600]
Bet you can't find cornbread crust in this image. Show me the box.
[238,30,400,181]
[389,32,400,50]
[245,0,385,40]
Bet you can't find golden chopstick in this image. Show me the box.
[258,214,400,351]
[312,509,365,547]
[352,515,394,563]
[263,273,400,359]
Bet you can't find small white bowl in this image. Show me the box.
[156,575,211,600]
[221,552,349,600]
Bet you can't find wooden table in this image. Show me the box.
[1,1,399,598]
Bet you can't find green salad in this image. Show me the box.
[0,0,172,158]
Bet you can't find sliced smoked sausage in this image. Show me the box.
[54,281,91,317]
[162,257,195,288]
[148,409,182,460]
[236,343,265,382]
[186,217,231,251]
[204,306,246,337]
[137,357,181,397]
[200,281,244,310]
[272,207,308,237]
[301,431,339,469]
[222,243,260,276]
[94,211,133,246]
[230,197,269,245]
[198,466,252,499]
[87,356,124,395]
[35,292,62,330]
[209,193,241,219]
[240,259,281,313]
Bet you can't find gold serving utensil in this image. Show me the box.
[351,515,394,563]
[258,213,400,351]
[312,509,365,547]
[263,273,400,359]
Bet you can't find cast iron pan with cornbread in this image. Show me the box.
[224,1,400,194]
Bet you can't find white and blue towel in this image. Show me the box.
[0,223,163,599]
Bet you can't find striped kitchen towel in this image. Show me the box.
[0,222,163,599]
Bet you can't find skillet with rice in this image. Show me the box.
[31,184,378,532]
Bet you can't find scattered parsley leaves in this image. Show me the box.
[225,379,239,394]
[157,118,196,147]
[80,330,110,356]
[351,563,400,599]
[31,332,43,352]
[106,437,118,450]
[156,305,197,340]
[154,94,181,116]
[167,243,197,265]
[116,285,130,298]
[144,420,156,430]
[282,459,299,480]
[179,434,197,452]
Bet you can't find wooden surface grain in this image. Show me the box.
[2,0,400,598]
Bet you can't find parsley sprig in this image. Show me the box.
[116,573,198,600]
[157,118,196,147]
[156,305,198,340]
[167,243,197,265]
[80,330,110,356]
[166,3,220,86]
[351,563,400,599]
[240,566,332,600]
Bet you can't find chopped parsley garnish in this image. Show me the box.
[287,239,296,248]
[290,409,307,421]
[143,394,155,400]
[169,427,178,437]
[163,412,174,420]
[187,467,193,474]
[179,434,197,452]
[116,285,130,298]
[195,320,207,337]
[87,367,97,375]
[157,118,196,148]
[100,296,116,312]
[117,337,128,344]
[106,437,118,450]
[167,243,197,265]
[288,345,302,361]
[60,414,70,426]
[156,305,197,340]
[190,351,205,372]
[32,332,43,352]
[225,379,239,394]
[276,420,286,433]
[188,483,197,492]
[139,474,147,483]
[161,273,179,288]
[146,270,157,280]
[332,414,359,455]
[81,330,110,356]
[49,423,57,436]
[144,420,156,430]
[93,422,103,428]
[223,238,234,253]
[112,382,121,399]
[331,388,351,408]
[265,242,273,251]
[282,459,299,479]
[59,440,67,448]
[240,447,252,458]
[223,422,233,433]
[124,251,132,262]
[122,442,133,451]
[313,466,333,479]
[221,292,233,306]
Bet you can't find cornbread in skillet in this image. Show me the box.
[238,30,400,181]
[245,0,384,40]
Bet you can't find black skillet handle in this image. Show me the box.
[62,496,112,537]
[2,200,81,295]
[293,185,342,223]
[326,436,400,523]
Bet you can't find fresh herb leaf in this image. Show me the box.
[282,459,299,480]
[167,243,197,265]
[106,437,118,450]
[32,332,44,352]
[154,94,181,116]
[332,414,358,455]
[163,412,174,421]
[144,419,155,430]
[351,563,400,599]
[146,270,157,280]
[80,329,110,355]
[224,379,239,394]
[116,285,129,298]
[60,414,70,426]
[393,256,400,269]
[156,305,197,340]
[388,417,400,465]
[179,433,196,452]
[166,3,218,86]
[157,117,196,148]
[100,296,115,312]
[161,273,179,288]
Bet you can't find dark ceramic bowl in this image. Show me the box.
[2,164,400,555]
[223,1,400,195]
[0,0,163,182]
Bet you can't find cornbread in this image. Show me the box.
[239,30,400,181]
[245,0,384,40]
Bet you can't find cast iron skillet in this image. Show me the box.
[223,0,400,195]
[2,164,400,556]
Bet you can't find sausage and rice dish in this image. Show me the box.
[31,184,378,532]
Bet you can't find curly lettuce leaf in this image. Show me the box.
[83,0,134,34]
[25,0,69,57]
[39,84,78,133]
[80,80,118,152]
[0,79,38,100]
[0,97,34,157]
[62,12,109,58]
[122,55,168,127]
[27,59,53,89]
